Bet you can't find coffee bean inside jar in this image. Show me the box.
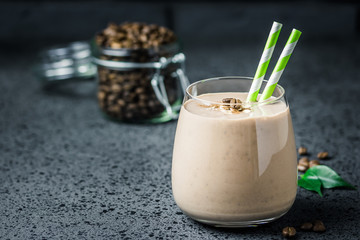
[92,22,189,123]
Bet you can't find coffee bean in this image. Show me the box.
[142,26,150,34]
[109,105,121,113]
[108,73,117,80]
[222,98,232,103]
[229,98,237,107]
[312,220,326,232]
[159,26,167,34]
[297,164,308,172]
[117,99,126,107]
[282,227,296,238]
[115,32,126,40]
[128,93,137,101]
[299,157,309,166]
[138,101,147,108]
[148,100,157,108]
[221,98,243,111]
[135,87,145,94]
[298,162,309,168]
[95,34,105,46]
[309,160,320,168]
[127,103,137,110]
[99,76,108,83]
[123,92,136,102]
[107,94,117,105]
[317,152,329,159]
[139,34,148,42]
[230,98,242,110]
[298,147,307,155]
[99,85,110,92]
[300,222,313,231]
[139,94,148,101]
[103,26,117,37]
[111,84,122,93]
[123,83,132,91]
[297,157,310,172]
[97,91,106,101]
[110,41,123,49]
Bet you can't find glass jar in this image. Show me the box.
[92,40,189,123]
[172,77,297,227]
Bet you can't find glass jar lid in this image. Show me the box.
[35,41,97,85]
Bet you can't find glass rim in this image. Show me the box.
[186,76,286,107]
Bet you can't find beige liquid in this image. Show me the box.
[172,92,297,224]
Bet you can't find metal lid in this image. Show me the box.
[35,41,97,84]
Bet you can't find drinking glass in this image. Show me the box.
[172,76,297,227]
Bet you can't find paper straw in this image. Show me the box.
[246,21,282,102]
[260,29,302,102]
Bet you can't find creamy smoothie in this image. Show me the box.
[172,92,297,225]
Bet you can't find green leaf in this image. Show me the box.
[307,165,356,190]
[298,171,323,196]
[298,165,356,196]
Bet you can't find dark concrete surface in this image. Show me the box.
[0,2,359,239]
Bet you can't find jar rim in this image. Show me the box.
[91,38,181,57]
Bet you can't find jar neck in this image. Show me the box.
[91,39,181,59]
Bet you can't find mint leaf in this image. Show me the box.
[298,171,323,196]
[308,165,356,190]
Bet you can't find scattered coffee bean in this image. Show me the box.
[298,147,307,155]
[312,220,326,232]
[309,160,320,168]
[300,222,313,231]
[299,157,309,167]
[317,152,329,159]
[297,164,308,172]
[282,227,296,238]
[297,157,309,172]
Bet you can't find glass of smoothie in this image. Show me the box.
[171,76,297,227]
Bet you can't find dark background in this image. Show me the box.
[0,0,359,48]
[0,1,359,239]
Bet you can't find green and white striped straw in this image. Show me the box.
[259,29,302,102]
[246,21,282,102]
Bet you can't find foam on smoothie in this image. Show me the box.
[184,92,287,119]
